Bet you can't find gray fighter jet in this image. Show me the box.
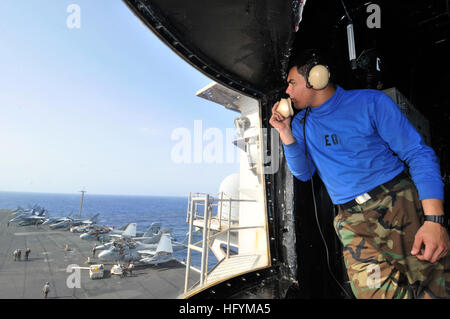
[80,222,135,242]
[139,233,175,265]
[96,231,197,261]
[96,238,155,261]
[8,207,47,226]
[48,213,100,230]
[42,211,76,225]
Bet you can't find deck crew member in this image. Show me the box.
[128,262,135,276]
[42,282,50,299]
[25,248,31,261]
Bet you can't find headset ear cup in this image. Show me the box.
[308,64,330,90]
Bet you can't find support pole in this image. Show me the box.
[78,190,86,218]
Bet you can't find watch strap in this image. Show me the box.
[424,215,448,227]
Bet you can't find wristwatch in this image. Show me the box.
[424,215,448,227]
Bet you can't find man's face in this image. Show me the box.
[285,66,313,110]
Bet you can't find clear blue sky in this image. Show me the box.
[0,1,240,196]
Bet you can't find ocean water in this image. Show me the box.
[0,191,216,268]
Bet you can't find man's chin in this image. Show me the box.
[292,100,305,110]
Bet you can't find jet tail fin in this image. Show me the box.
[143,222,162,237]
[156,234,173,254]
[122,222,137,238]
[89,213,100,223]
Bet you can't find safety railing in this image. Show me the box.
[183,192,260,294]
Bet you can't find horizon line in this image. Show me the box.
[0,189,189,198]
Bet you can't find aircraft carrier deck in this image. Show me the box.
[0,209,198,299]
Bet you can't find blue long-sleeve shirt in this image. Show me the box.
[283,85,443,204]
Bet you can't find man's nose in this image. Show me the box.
[285,85,291,96]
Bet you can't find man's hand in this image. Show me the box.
[411,222,450,263]
[269,102,295,145]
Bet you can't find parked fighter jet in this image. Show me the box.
[8,207,47,226]
[139,233,175,265]
[11,205,43,216]
[89,223,140,251]
[80,222,164,243]
[96,238,155,261]
[96,230,197,261]
[80,222,137,243]
[42,211,74,225]
[48,213,100,230]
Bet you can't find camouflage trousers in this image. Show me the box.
[334,174,450,299]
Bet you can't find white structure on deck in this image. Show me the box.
[182,82,271,297]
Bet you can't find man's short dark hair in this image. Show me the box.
[288,48,332,78]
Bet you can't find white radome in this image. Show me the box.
[277,98,294,118]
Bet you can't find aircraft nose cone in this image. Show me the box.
[95,243,108,250]
[80,233,87,239]
[98,250,116,260]
[97,250,109,260]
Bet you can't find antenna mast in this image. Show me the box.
[78,189,86,218]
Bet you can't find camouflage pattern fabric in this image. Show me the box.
[334,174,450,299]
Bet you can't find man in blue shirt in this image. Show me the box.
[270,50,449,298]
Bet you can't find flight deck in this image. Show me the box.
[0,209,197,299]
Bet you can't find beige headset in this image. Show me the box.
[305,53,330,90]
[276,51,330,118]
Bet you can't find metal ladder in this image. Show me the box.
[183,192,257,294]
[184,192,215,294]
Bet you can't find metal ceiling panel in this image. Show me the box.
[123,0,298,98]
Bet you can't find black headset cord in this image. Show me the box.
[302,107,353,299]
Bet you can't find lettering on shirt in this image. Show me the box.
[325,134,339,146]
